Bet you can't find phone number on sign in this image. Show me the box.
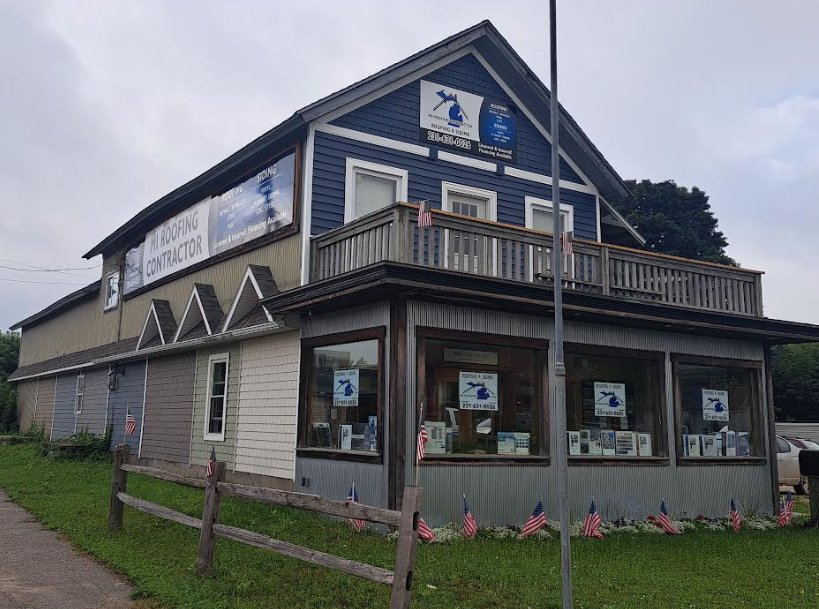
[426,131,472,150]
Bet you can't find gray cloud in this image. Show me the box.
[1,0,817,329]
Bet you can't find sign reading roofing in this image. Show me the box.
[124,150,296,294]
[419,80,516,162]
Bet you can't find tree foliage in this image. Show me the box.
[617,180,736,266]
[0,331,20,433]
[772,344,819,422]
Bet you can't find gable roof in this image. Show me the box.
[83,20,635,259]
[221,265,279,332]
[173,283,225,342]
[137,299,177,350]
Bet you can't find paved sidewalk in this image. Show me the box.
[0,489,137,609]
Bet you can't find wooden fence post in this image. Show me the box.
[196,460,227,575]
[389,486,423,609]
[108,444,130,532]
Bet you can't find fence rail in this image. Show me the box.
[310,203,764,317]
[108,445,423,609]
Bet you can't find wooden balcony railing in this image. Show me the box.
[309,203,764,317]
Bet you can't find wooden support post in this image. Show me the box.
[810,477,819,524]
[196,460,226,575]
[389,486,423,609]
[108,444,130,532]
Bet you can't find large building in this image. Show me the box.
[10,21,819,524]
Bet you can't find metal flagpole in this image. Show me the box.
[549,1,574,607]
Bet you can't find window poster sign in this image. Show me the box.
[333,369,360,407]
[702,389,729,421]
[419,80,516,162]
[124,150,296,294]
[458,371,499,411]
[443,348,498,366]
[594,382,627,417]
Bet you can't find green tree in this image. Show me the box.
[0,331,20,433]
[616,180,736,266]
[772,343,819,422]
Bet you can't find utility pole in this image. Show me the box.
[549,1,574,607]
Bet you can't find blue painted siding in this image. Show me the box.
[312,131,598,239]
[52,374,78,440]
[330,53,584,184]
[109,360,147,452]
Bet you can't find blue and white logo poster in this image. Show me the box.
[702,389,729,421]
[333,369,359,407]
[419,80,516,162]
[459,371,499,411]
[594,382,627,417]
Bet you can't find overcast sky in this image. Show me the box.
[1,0,817,331]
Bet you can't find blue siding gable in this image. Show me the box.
[330,53,585,185]
[311,131,597,239]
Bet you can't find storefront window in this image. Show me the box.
[421,338,544,457]
[676,361,761,458]
[565,348,665,458]
[304,338,381,453]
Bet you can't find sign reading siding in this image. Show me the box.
[124,149,297,294]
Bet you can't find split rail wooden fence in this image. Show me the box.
[108,445,423,609]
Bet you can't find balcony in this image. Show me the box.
[309,203,763,317]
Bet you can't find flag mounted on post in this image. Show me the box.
[583,499,603,539]
[417,402,428,464]
[206,447,216,478]
[346,484,366,532]
[729,498,742,532]
[418,516,435,542]
[520,498,547,538]
[657,500,681,534]
[125,413,136,436]
[779,491,794,527]
[418,200,433,228]
[463,494,478,538]
[560,230,573,257]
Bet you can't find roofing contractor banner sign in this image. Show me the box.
[124,150,296,294]
[419,80,516,162]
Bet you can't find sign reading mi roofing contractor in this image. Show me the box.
[124,150,296,294]
[419,80,516,162]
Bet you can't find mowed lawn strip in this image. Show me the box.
[0,443,817,609]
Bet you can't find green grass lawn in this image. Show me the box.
[0,443,818,609]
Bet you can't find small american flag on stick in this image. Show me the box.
[418,200,433,228]
[125,413,136,436]
[417,402,428,464]
[462,494,478,538]
[583,499,603,539]
[779,491,794,527]
[206,447,216,478]
[346,484,366,532]
[520,498,547,538]
[418,517,435,541]
[560,231,573,257]
[729,498,742,532]
[657,500,681,535]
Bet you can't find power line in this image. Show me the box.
[0,277,90,286]
[0,257,101,278]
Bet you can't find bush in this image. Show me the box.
[0,381,18,434]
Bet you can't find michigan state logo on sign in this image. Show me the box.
[333,369,359,407]
[702,389,729,421]
[594,382,626,417]
[458,371,499,411]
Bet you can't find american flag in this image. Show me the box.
[125,413,136,436]
[520,498,547,538]
[560,231,573,256]
[418,200,433,228]
[418,517,435,541]
[346,484,366,532]
[417,402,428,464]
[657,500,681,535]
[583,499,603,539]
[729,498,742,533]
[206,447,216,478]
[779,491,794,527]
[462,495,478,538]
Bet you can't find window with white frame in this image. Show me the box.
[104,271,120,311]
[525,196,574,280]
[204,353,229,440]
[74,374,85,414]
[442,182,498,272]
[344,159,408,222]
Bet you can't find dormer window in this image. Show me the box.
[104,271,120,311]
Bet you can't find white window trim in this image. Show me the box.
[441,182,498,275]
[104,271,120,311]
[344,158,408,223]
[74,374,85,415]
[204,353,230,442]
[525,196,575,282]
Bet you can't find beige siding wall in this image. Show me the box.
[190,344,241,469]
[235,331,300,480]
[16,380,38,431]
[18,233,301,367]
[32,376,55,434]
